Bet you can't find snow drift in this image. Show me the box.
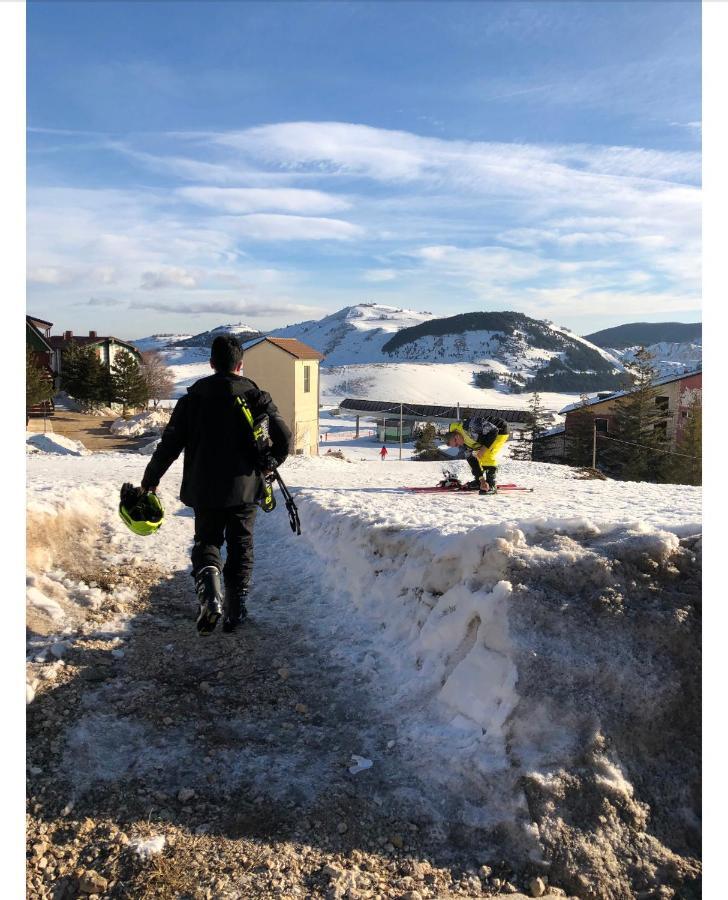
[287,464,701,900]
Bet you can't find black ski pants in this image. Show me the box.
[466,453,497,487]
[191,504,257,588]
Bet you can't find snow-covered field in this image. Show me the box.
[26,435,701,897]
[321,364,578,414]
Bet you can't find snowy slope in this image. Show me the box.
[320,364,579,414]
[271,303,435,365]
[610,339,702,377]
[26,448,701,898]
[132,305,624,406]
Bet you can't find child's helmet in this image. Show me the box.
[119,483,164,536]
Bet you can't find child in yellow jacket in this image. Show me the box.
[445,415,509,494]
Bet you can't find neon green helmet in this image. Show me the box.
[119,483,164,536]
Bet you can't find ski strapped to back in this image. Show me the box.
[234,395,302,535]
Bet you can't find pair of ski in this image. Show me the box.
[405,482,534,494]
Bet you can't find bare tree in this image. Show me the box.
[139,351,175,407]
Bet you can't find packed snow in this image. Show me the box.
[109,408,171,437]
[26,425,700,896]
[26,432,90,457]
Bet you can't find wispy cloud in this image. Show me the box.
[28,121,700,327]
[177,186,350,215]
[127,298,321,318]
[140,267,199,290]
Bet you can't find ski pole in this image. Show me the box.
[267,469,301,535]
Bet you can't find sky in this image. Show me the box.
[27,0,701,341]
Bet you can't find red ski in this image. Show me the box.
[405,483,533,494]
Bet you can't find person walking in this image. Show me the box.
[379,445,388,461]
[445,415,509,494]
[140,335,291,635]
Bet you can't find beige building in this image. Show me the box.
[243,337,324,456]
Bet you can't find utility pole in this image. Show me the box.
[399,402,403,460]
[592,423,597,470]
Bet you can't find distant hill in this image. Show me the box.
[171,323,262,348]
[584,322,701,349]
[274,305,625,393]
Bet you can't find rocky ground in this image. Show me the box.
[27,558,579,900]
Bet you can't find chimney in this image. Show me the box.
[63,330,73,341]
[89,330,97,340]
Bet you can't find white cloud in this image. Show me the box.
[177,186,350,215]
[224,213,363,241]
[127,298,321,318]
[140,267,198,290]
[27,266,78,285]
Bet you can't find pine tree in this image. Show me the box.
[413,422,441,460]
[26,348,55,413]
[670,393,702,485]
[111,350,148,416]
[602,348,671,482]
[565,394,596,467]
[60,342,109,403]
[522,391,550,459]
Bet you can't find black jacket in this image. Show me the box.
[142,373,291,509]
[463,415,508,448]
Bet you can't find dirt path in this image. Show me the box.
[26,516,574,900]
[29,411,150,452]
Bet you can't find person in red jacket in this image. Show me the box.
[379,445,388,461]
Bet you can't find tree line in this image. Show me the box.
[26,343,174,417]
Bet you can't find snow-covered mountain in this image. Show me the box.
[607,340,702,378]
[130,333,193,352]
[273,305,625,393]
[583,322,702,377]
[132,304,628,405]
[171,322,261,348]
[270,303,435,365]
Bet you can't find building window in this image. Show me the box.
[303,365,311,393]
[594,418,609,433]
[655,396,669,412]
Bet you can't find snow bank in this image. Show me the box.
[26,432,89,456]
[110,408,171,437]
[278,457,701,899]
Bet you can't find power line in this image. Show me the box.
[595,432,700,460]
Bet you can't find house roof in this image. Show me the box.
[26,320,53,353]
[243,336,325,361]
[559,369,702,414]
[338,398,529,424]
[27,314,53,329]
[48,335,141,356]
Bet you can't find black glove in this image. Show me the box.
[260,452,278,473]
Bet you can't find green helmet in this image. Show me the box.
[119,483,164,536]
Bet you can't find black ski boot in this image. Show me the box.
[195,566,223,636]
[222,580,249,633]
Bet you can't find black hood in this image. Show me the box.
[186,373,257,400]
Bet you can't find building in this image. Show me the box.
[242,337,324,456]
[337,399,531,438]
[533,369,702,463]
[26,315,55,416]
[48,330,142,388]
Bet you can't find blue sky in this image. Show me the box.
[27,0,701,340]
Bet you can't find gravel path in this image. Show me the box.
[26,511,577,900]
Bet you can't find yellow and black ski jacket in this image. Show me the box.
[448,415,509,467]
